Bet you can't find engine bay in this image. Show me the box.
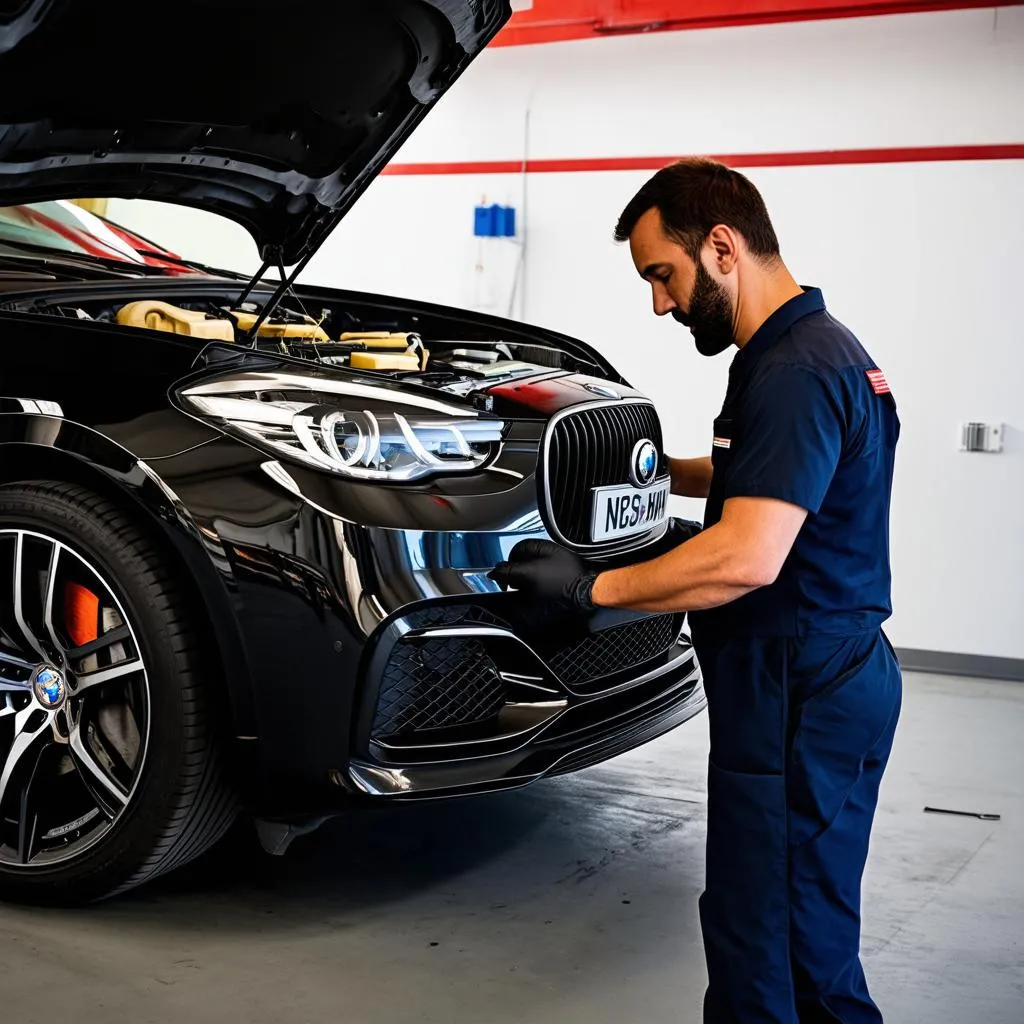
[22,288,605,401]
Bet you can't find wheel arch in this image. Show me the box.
[0,420,258,750]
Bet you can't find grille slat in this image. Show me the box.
[568,414,587,530]
[544,401,664,546]
[616,407,630,468]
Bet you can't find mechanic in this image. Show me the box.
[491,158,902,1024]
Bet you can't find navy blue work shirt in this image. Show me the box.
[688,288,900,642]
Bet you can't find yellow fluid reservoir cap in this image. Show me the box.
[349,351,421,371]
[116,300,235,341]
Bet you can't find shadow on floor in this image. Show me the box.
[76,784,575,927]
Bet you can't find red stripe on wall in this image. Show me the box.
[493,1,1024,47]
[381,145,1024,176]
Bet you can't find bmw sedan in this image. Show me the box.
[0,0,705,904]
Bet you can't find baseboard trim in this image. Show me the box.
[895,648,1024,683]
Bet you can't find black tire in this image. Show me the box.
[0,481,238,904]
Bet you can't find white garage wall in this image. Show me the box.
[109,7,1024,660]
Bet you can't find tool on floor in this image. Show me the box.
[923,806,1001,821]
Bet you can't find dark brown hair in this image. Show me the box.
[614,158,781,262]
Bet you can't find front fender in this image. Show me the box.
[0,413,258,749]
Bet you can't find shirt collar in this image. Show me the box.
[734,286,825,366]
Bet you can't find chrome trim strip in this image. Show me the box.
[348,763,415,795]
[539,397,670,553]
[499,673,561,695]
[402,625,515,641]
[392,617,551,672]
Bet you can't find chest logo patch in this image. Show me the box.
[866,368,891,395]
[713,435,732,449]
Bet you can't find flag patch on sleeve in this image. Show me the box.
[713,436,731,449]
[866,368,891,395]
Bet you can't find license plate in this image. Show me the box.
[591,479,670,543]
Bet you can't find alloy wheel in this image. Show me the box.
[0,529,150,867]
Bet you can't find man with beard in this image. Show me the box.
[490,159,902,1023]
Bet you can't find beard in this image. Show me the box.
[670,262,735,356]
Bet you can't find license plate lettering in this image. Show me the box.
[592,479,670,543]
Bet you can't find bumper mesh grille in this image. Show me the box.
[370,603,682,743]
[545,402,663,546]
[372,637,505,740]
[550,614,678,689]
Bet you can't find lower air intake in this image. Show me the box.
[371,637,506,740]
[549,614,678,689]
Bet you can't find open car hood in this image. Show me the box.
[0,0,509,265]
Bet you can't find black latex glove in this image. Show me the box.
[488,539,599,615]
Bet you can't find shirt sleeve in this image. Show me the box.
[724,363,844,514]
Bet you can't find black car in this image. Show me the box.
[0,0,705,904]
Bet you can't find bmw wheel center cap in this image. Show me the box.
[32,665,67,710]
[631,439,659,488]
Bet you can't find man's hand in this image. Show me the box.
[488,540,600,615]
[668,456,713,499]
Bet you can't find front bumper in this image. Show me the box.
[348,598,705,799]
[349,634,704,798]
[153,435,705,816]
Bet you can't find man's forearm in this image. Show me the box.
[669,456,713,498]
[590,523,763,613]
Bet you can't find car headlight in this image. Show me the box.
[177,371,504,482]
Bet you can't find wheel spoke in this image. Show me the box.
[41,541,65,657]
[0,650,36,672]
[68,625,131,665]
[0,706,50,814]
[72,657,144,695]
[16,744,47,864]
[69,723,127,814]
[11,533,48,662]
[0,650,34,693]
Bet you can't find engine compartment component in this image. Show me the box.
[231,308,330,342]
[350,351,421,371]
[116,299,235,341]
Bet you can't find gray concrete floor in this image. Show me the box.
[1,672,1021,1023]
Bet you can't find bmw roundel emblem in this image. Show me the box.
[630,439,659,488]
[32,665,67,709]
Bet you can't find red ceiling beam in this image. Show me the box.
[492,1,1021,46]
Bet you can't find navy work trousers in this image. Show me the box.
[692,629,902,1023]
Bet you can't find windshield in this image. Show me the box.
[0,200,165,262]
[0,199,254,275]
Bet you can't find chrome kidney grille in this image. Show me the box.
[542,400,664,547]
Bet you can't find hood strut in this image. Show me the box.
[240,245,319,346]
